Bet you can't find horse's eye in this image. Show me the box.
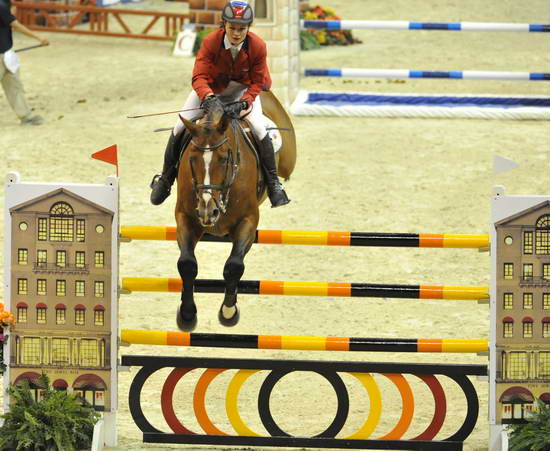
[190,156,197,164]
[218,156,228,163]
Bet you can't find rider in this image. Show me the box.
[150,0,290,208]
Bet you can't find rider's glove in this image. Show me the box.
[225,101,248,119]
[201,95,223,114]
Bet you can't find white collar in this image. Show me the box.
[224,34,244,52]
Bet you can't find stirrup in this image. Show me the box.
[268,183,290,208]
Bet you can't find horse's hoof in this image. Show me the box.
[176,306,197,332]
[218,304,239,327]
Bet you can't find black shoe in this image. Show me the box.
[258,135,290,208]
[150,174,173,205]
[267,181,290,207]
[149,130,187,205]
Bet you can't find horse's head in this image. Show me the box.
[179,111,235,227]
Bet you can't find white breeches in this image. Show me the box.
[173,81,267,140]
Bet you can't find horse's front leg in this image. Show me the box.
[175,215,203,331]
[219,216,257,326]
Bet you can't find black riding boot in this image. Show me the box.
[258,134,290,207]
[150,130,184,205]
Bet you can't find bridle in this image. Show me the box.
[188,121,241,214]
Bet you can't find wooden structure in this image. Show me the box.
[14,1,189,40]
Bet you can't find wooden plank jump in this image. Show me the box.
[14,1,189,41]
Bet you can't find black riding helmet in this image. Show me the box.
[222,1,254,24]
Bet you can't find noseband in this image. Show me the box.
[189,130,240,214]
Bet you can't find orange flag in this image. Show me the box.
[91,144,118,176]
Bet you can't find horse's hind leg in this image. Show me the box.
[176,222,202,331]
[219,218,257,326]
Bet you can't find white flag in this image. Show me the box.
[493,155,519,175]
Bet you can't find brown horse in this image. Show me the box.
[174,91,296,330]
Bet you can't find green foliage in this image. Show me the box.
[300,30,321,51]
[0,373,100,451]
[193,27,217,55]
[508,400,550,451]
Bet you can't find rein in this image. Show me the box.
[189,125,241,214]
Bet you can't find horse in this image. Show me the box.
[174,91,296,331]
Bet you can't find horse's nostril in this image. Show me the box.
[212,209,220,217]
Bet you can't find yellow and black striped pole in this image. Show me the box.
[121,329,488,353]
[120,226,489,249]
[121,277,489,301]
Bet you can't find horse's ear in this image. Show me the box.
[179,115,200,136]
[216,113,230,134]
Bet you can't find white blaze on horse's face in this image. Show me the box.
[196,146,221,227]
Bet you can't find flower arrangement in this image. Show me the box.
[300,4,362,50]
[0,302,15,375]
[0,302,16,328]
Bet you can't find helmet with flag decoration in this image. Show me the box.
[222,1,254,25]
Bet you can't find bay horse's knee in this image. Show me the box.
[223,256,244,282]
[178,254,197,279]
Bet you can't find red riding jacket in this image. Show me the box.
[192,28,272,106]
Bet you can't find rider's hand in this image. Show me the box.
[225,101,248,119]
[201,95,223,114]
[39,37,49,46]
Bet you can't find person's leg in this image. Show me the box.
[245,96,290,207]
[0,60,37,124]
[150,91,201,205]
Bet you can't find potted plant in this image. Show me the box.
[508,400,550,451]
[0,373,100,451]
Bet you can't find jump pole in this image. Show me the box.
[120,329,489,354]
[301,19,550,33]
[304,69,550,81]
[120,277,489,301]
[120,225,489,249]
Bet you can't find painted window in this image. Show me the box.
[75,280,85,297]
[544,293,550,310]
[37,249,47,267]
[75,251,86,268]
[94,251,104,268]
[540,352,550,378]
[523,264,533,281]
[94,281,104,298]
[94,309,105,326]
[503,293,513,310]
[504,263,513,280]
[503,321,513,338]
[76,219,86,242]
[56,280,66,296]
[535,215,550,254]
[49,202,74,242]
[523,231,533,254]
[80,339,99,366]
[543,264,550,280]
[17,278,28,295]
[38,218,47,241]
[523,321,533,338]
[56,250,66,267]
[508,352,528,379]
[21,337,42,365]
[56,308,66,325]
[18,248,28,265]
[523,293,533,309]
[75,309,85,326]
[37,279,46,296]
[543,322,550,339]
[36,307,47,324]
[51,338,70,365]
[17,307,27,323]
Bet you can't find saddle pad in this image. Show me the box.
[264,116,283,154]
